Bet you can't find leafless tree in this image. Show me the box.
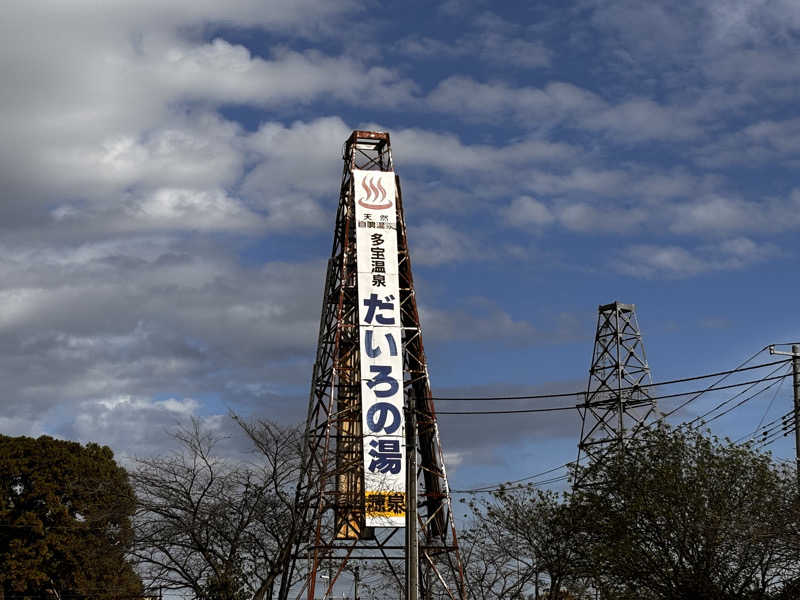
[131,418,308,600]
[460,489,590,600]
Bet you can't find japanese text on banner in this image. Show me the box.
[353,169,405,528]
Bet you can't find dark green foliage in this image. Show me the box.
[0,435,143,600]
[571,425,800,600]
[463,426,800,600]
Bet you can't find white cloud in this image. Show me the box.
[78,114,245,191]
[0,4,412,236]
[408,222,479,266]
[502,196,555,226]
[582,98,702,142]
[694,117,800,167]
[390,128,575,171]
[70,394,206,458]
[1,0,797,472]
[555,202,650,233]
[585,0,800,89]
[524,167,630,196]
[395,31,551,69]
[443,451,464,470]
[614,237,777,279]
[54,188,266,233]
[420,301,539,345]
[150,40,418,108]
[707,0,800,48]
[426,77,605,124]
[0,236,323,437]
[126,188,263,231]
[241,117,352,229]
[241,118,578,224]
[425,75,713,143]
[669,191,800,234]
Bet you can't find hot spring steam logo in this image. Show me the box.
[358,175,393,210]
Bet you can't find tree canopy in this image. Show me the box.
[132,419,307,600]
[0,435,142,600]
[572,426,800,600]
[463,425,800,600]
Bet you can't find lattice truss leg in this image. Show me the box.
[577,302,657,469]
[278,131,465,600]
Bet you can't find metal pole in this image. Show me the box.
[793,345,800,489]
[353,566,360,600]
[771,344,800,489]
[616,307,624,451]
[406,405,419,600]
[325,560,332,600]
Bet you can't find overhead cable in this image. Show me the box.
[432,358,789,402]
[434,371,793,415]
[448,346,794,494]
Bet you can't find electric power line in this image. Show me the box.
[449,347,793,494]
[756,413,797,450]
[432,357,789,402]
[682,362,792,429]
[435,370,792,415]
[653,346,770,423]
[735,408,794,445]
[752,368,789,432]
[694,374,788,429]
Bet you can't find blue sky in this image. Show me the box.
[2,0,800,492]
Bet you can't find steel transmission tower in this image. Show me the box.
[576,302,656,470]
[278,131,464,600]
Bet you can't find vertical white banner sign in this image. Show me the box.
[353,169,406,528]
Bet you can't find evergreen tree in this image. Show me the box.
[0,435,142,600]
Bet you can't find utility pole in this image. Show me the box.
[795,344,800,490]
[353,566,360,600]
[406,405,419,600]
[769,344,800,488]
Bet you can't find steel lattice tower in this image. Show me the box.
[278,131,465,600]
[576,302,656,470]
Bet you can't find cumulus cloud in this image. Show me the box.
[1,0,797,478]
[0,237,321,446]
[394,8,552,70]
[420,300,587,347]
[0,3,412,236]
[426,77,605,125]
[501,172,786,237]
[581,98,703,142]
[408,222,480,266]
[555,202,650,233]
[150,40,418,108]
[613,237,777,279]
[585,0,800,90]
[241,118,579,224]
[502,196,555,227]
[63,394,273,461]
[53,188,267,233]
[669,191,800,234]
[694,117,800,167]
[390,128,575,171]
[424,74,717,144]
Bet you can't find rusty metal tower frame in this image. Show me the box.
[278,131,465,600]
[576,302,656,471]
